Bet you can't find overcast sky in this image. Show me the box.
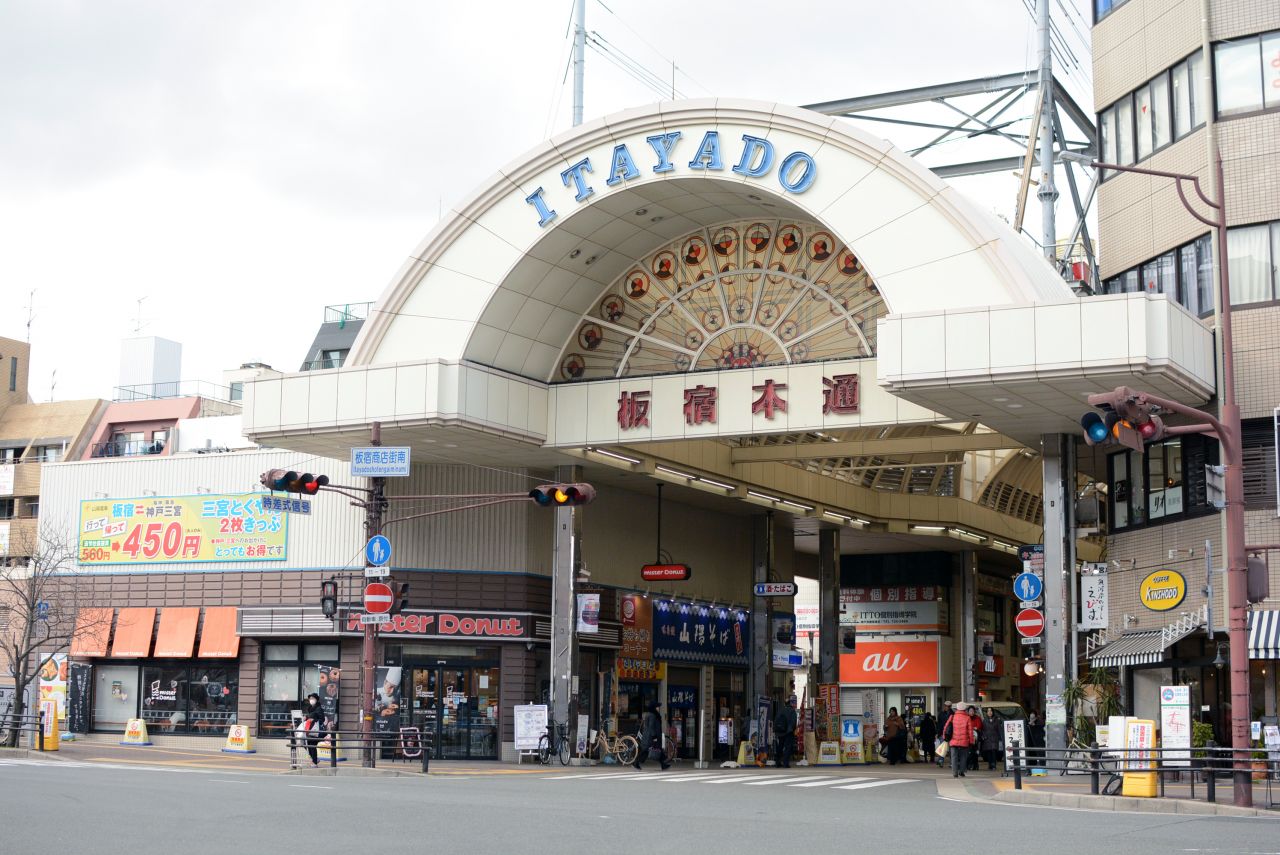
[0,0,1093,402]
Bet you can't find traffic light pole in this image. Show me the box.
[362,422,387,768]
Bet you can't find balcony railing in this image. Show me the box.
[323,302,372,324]
[113,380,235,403]
[90,439,166,458]
[301,355,345,371]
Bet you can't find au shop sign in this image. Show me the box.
[838,639,941,686]
[652,600,750,667]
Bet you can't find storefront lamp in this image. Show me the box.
[1213,642,1228,670]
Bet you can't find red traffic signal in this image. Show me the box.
[529,483,596,507]
[321,579,338,618]
[260,469,330,495]
[1081,387,1164,452]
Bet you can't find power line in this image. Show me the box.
[592,0,714,96]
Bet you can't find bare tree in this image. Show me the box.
[1,528,108,746]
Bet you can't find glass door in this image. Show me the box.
[409,667,437,749]
[406,661,500,760]
[437,667,470,759]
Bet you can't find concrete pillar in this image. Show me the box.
[818,527,840,684]
[960,550,978,702]
[550,464,582,728]
[1040,433,1074,753]
[750,512,775,748]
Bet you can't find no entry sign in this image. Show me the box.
[364,582,394,614]
[1015,608,1045,638]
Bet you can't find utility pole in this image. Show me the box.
[572,0,585,127]
[1036,0,1058,260]
[362,421,387,767]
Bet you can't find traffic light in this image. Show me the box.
[529,483,596,507]
[321,579,338,618]
[840,627,857,652]
[1080,387,1164,452]
[390,582,410,615]
[261,469,330,494]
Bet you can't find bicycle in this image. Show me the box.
[1060,737,1122,793]
[590,729,639,766]
[538,720,571,766]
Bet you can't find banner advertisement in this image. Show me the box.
[620,594,653,659]
[1003,719,1026,765]
[816,683,841,741]
[38,653,68,721]
[1159,685,1191,767]
[373,666,402,735]
[317,665,340,733]
[78,494,288,566]
[0,463,13,495]
[839,639,941,686]
[652,600,749,667]
[576,593,600,634]
[839,586,947,632]
[1080,571,1109,630]
[67,662,92,734]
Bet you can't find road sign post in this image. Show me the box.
[1015,608,1045,639]
[366,535,391,567]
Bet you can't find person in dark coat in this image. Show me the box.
[883,707,907,765]
[774,697,798,768]
[303,692,326,767]
[918,712,937,760]
[1027,712,1046,750]
[634,702,670,771]
[980,708,1004,770]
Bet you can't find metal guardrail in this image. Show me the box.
[1,712,45,749]
[1006,740,1279,807]
[287,727,437,774]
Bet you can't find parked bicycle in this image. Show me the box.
[538,720,571,765]
[591,729,639,766]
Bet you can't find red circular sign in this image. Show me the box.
[1015,608,1045,638]
[364,582,394,614]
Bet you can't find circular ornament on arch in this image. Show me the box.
[711,227,738,257]
[651,251,677,281]
[775,224,803,255]
[808,231,834,262]
[560,353,587,380]
[578,323,604,351]
[599,295,626,323]
[745,222,771,253]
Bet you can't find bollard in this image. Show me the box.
[421,730,431,774]
[1205,740,1216,803]
[330,733,338,770]
[1012,740,1023,790]
[1090,741,1100,796]
[37,711,44,752]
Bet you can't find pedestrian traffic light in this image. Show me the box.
[260,469,330,494]
[390,582,410,615]
[321,579,338,618]
[528,483,596,507]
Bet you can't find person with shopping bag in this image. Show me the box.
[301,692,326,767]
[941,704,979,777]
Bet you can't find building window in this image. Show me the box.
[1108,435,1217,532]
[35,446,61,463]
[0,448,16,463]
[1094,0,1129,24]
[1242,418,1279,511]
[0,499,13,520]
[1227,222,1280,307]
[259,643,340,738]
[1098,52,1207,179]
[229,381,244,402]
[8,356,16,392]
[1214,31,1280,118]
[139,664,239,735]
[976,594,1006,643]
[1105,234,1214,316]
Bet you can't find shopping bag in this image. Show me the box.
[934,739,949,758]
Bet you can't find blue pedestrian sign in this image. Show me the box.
[1014,572,1043,603]
[365,535,392,566]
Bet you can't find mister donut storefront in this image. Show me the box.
[40,98,1217,763]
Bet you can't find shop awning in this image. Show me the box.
[1089,623,1201,669]
[1249,610,1280,659]
[110,607,156,658]
[197,607,240,658]
[153,607,200,658]
[68,608,113,657]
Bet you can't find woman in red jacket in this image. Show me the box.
[942,704,981,777]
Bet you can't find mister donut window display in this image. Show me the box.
[563,218,884,381]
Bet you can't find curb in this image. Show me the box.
[991,789,1278,818]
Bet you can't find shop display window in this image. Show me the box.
[258,643,340,738]
[93,665,139,732]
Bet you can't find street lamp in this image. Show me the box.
[1060,149,1253,808]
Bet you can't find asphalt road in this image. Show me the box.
[0,758,1274,855]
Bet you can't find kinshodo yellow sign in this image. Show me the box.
[78,494,288,566]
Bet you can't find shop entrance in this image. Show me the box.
[406,660,500,760]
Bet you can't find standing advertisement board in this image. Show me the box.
[514,704,548,753]
[1159,685,1191,767]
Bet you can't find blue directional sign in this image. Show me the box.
[1014,572,1043,603]
[36,601,50,622]
[365,535,392,567]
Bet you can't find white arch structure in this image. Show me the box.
[246,100,1213,457]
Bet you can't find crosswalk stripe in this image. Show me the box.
[699,775,756,784]
[541,773,632,780]
[741,776,809,786]
[615,772,686,781]
[660,773,724,782]
[786,777,870,788]
[832,778,917,790]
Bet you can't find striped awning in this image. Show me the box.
[1090,630,1163,667]
[1249,610,1280,659]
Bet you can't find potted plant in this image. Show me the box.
[1191,721,1215,781]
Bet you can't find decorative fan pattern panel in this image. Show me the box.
[558,219,885,381]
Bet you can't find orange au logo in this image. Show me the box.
[861,652,908,673]
[839,640,940,685]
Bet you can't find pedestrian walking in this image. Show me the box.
[774,697,798,768]
[883,707,907,765]
[936,701,954,767]
[633,702,670,771]
[967,706,983,770]
[981,708,1003,770]
[942,704,979,777]
[918,711,937,760]
[303,692,326,767]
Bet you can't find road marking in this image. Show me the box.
[613,772,685,781]
[543,772,636,780]
[787,777,870,788]
[833,778,918,790]
[210,779,250,784]
[741,776,808,786]
[288,784,333,789]
[658,773,724,782]
[700,775,756,784]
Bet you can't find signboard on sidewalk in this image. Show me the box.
[514,704,548,752]
[1159,685,1191,767]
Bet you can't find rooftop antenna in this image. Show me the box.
[132,296,149,336]
[24,289,35,343]
[48,369,56,403]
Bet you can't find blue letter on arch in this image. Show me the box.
[777,151,816,193]
[732,134,774,178]
[605,144,641,187]
[687,131,723,171]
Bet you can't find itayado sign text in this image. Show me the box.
[524,130,817,227]
[343,610,533,640]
